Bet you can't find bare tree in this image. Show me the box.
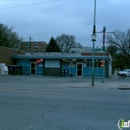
[107,45,118,58]
[107,29,130,68]
[55,34,82,52]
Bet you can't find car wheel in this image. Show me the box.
[122,74,126,78]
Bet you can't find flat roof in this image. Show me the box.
[12,54,110,60]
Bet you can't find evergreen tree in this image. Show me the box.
[46,37,60,52]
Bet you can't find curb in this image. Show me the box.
[118,87,130,90]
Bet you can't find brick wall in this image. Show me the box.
[0,46,26,65]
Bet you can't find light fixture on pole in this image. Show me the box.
[92,34,96,42]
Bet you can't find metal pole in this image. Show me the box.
[91,0,96,86]
[69,61,70,77]
[29,36,31,53]
[92,41,95,86]
[101,26,106,83]
[97,60,98,76]
[94,0,96,27]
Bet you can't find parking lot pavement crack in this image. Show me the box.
[41,100,64,120]
[24,100,64,130]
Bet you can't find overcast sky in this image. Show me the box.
[0,0,130,47]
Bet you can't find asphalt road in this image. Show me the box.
[0,76,130,130]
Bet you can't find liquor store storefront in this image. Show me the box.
[12,53,112,77]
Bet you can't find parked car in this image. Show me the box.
[118,69,130,78]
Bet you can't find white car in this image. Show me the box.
[118,69,130,78]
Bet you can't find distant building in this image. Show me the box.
[70,46,104,53]
[21,41,47,53]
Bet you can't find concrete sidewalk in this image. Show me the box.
[67,79,130,90]
[0,75,129,90]
[53,73,130,90]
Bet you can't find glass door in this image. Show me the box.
[77,63,83,76]
[31,62,36,75]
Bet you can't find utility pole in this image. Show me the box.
[101,26,106,83]
[29,36,31,53]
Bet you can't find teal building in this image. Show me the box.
[12,52,112,77]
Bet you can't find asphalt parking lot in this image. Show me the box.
[0,75,130,130]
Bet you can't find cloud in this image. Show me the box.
[0,0,130,47]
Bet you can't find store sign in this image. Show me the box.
[45,60,60,68]
[36,59,43,63]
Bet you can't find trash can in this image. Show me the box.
[65,70,68,77]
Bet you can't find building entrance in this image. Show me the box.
[76,63,83,76]
[31,62,36,75]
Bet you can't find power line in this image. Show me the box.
[0,0,60,10]
[22,37,37,42]
[22,37,30,41]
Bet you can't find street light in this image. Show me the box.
[92,34,96,42]
[91,0,96,86]
[91,34,96,86]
